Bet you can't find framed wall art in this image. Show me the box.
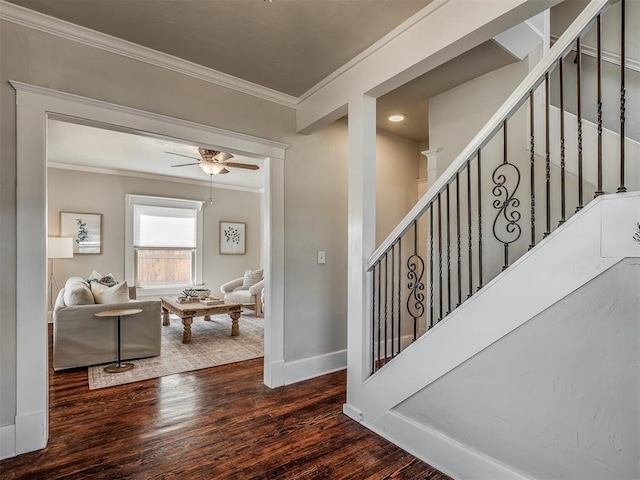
[220,221,246,255]
[60,212,102,254]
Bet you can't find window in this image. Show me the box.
[126,195,203,294]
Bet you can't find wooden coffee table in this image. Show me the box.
[160,297,242,344]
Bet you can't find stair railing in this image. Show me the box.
[367,0,631,374]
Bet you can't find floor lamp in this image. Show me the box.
[48,237,73,311]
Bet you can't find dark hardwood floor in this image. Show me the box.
[0,328,450,479]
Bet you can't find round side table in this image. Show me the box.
[95,308,142,373]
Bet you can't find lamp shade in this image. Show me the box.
[48,237,74,259]
[199,162,225,175]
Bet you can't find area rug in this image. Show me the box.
[88,313,263,389]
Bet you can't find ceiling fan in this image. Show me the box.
[168,147,260,176]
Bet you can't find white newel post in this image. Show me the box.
[421,148,441,190]
[343,94,376,421]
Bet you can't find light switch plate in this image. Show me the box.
[317,251,326,264]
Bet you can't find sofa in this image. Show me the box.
[53,276,161,370]
[220,269,264,317]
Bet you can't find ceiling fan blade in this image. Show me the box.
[218,168,230,174]
[223,162,260,170]
[171,162,201,167]
[213,151,234,162]
[166,151,201,161]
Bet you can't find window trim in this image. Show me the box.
[125,194,204,296]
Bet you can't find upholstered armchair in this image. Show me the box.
[220,269,264,317]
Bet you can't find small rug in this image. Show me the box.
[88,313,263,389]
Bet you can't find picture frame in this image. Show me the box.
[60,212,103,255]
[219,221,246,255]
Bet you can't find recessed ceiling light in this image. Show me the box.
[388,114,405,122]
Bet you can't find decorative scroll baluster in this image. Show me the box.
[595,15,604,197]
[437,193,443,319]
[559,58,566,225]
[576,37,584,212]
[618,0,627,193]
[466,163,473,299]
[493,120,521,271]
[545,73,551,237]
[407,220,424,339]
[429,204,435,327]
[445,185,451,315]
[477,150,483,290]
[455,173,462,307]
[390,243,395,357]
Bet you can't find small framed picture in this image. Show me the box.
[220,221,246,255]
[60,212,102,255]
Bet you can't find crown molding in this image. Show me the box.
[0,0,298,108]
[48,162,264,194]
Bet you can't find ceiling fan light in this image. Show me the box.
[388,114,405,122]
[199,162,226,175]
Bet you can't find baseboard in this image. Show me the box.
[342,403,364,422]
[0,424,16,460]
[284,349,347,385]
[264,359,285,388]
[369,410,528,480]
[15,410,47,455]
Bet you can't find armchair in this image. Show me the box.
[220,276,264,317]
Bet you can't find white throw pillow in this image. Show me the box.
[63,279,95,306]
[91,281,130,304]
[242,269,263,290]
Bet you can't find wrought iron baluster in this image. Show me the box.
[455,172,462,307]
[429,204,434,327]
[477,150,483,290]
[618,0,627,193]
[595,15,604,197]
[545,72,551,237]
[446,185,451,315]
[391,243,396,358]
[529,91,536,249]
[406,220,424,339]
[377,262,381,370]
[466,162,473,299]
[437,193,443,318]
[493,120,521,271]
[559,58,566,225]
[576,37,584,212]
[397,238,402,353]
[384,253,388,364]
[371,268,376,374]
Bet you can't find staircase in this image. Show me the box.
[350,0,640,478]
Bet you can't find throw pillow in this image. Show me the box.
[91,281,130,304]
[242,269,263,290]
[88,270,116,286]
[63,278,95,306]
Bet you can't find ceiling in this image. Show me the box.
[8,0,431,97]
[47,118,266,190]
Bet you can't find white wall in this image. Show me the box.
[396,257,640,480]
[428,58,529,178]
[282,118,421,362]
[47,169,262,298]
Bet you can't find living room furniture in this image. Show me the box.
[160,296,242,344]
[53,277,161,370]
[220,272,264,317]
[95,308,142,373]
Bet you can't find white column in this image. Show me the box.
[421,148,441,190]
[343,94,376,422]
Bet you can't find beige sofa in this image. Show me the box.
[53,277,161,370]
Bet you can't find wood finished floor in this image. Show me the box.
[0,328,450,480]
